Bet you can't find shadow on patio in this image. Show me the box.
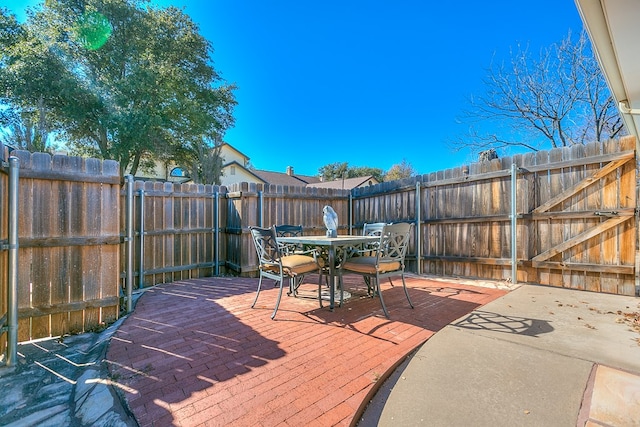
[105,274,507,426]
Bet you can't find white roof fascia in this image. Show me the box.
[574,0,639,147]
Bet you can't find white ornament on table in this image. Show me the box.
[322,205,338,237]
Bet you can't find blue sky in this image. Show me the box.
[6,0,585,177]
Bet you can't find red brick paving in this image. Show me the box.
[106,274,507,426]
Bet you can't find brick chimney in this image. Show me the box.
[286,166,294,176]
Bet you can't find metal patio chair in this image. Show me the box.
[339,222,414,318]
[250,226,323,319]
[276,223,333,292]
[346,222,387,295]
[274,224,304,255]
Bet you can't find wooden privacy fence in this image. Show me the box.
[124,179,228,289]
[222,137,639,297]
[350,136,638,296]
[6,151,122,342]
[440,137,637,295]
[0,149,233,344]
[0,137,638,352]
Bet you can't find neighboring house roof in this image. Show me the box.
[306,175,379,190]
[251,169,321,187]
[133,141,383,190]
[219,142,251,165]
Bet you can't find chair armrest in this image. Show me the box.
[278,241,322,262]
[346,248,375,258]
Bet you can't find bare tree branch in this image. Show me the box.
[452,29,626,155]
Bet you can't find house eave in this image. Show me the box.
[574,0,640,149]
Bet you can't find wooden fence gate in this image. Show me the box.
[524,145,636,294]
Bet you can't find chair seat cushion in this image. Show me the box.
[342,256,401,274]
[280,254,319,275]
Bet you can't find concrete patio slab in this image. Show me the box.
[362,285,640,427]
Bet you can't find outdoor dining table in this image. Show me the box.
[276,234,380,310]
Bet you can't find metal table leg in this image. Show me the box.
[328,246,336,310]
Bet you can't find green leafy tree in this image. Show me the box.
[350,166,384,182]
[186,139,224,185]
[0,107,52,153]
[0,10,21,128]
[318,162,384,182]
[384,159,416,181]
[319,162,349,181]
[0,1,236,177]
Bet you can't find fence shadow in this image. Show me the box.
[105,277,286,425]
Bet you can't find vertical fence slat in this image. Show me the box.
[83,158,102,329]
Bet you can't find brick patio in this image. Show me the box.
[105,274,507,426]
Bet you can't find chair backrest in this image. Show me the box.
[362,222,386,237]
[360,222,387,254]
[379,222,413,265]
[274,224,303,238]
[250,226,281,266]
[275,224,304,254]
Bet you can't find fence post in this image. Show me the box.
[415,180,422,275]
[214,191,219,276]
[125,175,134,313]
[511,163,517,284]
[6,156,19,366]
[258,190,263,227]
[138,188,145,289]
[348,192,352,234]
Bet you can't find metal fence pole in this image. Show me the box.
[511,163,518,284]
[6,156,19,366]
[214,191,219,276]
[348,192,353,234]
[415,181,422,275]
[138,189,145,289]
[125,175,134,313]
[258,190,263,227]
